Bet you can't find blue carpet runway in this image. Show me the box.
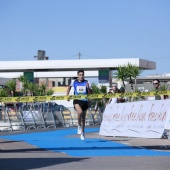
[1,127,170,157]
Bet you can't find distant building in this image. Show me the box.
[0,77,12,88]
[34,50,49,60]
[113,73,170,92]
[0,58,156,92]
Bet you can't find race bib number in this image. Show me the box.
[77,86,86,93]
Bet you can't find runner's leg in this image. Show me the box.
[81,110,86,134]
[74,104,83,126]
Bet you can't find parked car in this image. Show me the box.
[5,103,23,111]
[42,102,68,112]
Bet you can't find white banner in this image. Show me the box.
[99,99,170,138]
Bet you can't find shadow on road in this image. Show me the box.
[0,157,89,170]
[0,140,21,144]
[140,145,170,151]
[0,146,141,153]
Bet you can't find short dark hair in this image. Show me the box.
[77,70,84,74]
[153,79,160,83]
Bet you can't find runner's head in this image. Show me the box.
[77,70,84,81]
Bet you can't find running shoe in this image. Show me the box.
[81,133,85,140]
[77,126,82,135]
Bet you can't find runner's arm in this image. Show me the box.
[66,85,72,96]
[87,81,92,94]
[66,85,72,101]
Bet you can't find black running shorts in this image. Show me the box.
[73,100,89,111]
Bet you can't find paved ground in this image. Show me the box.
[0,127,170,170]
[87,133,170,151]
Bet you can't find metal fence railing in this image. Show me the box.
[0,103,102,132]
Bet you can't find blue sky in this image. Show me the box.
[0,0,170,75]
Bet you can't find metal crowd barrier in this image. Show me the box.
[0,103,102,132]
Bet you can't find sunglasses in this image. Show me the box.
[153,83,158,85]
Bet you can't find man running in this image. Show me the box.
[66,70,92,140]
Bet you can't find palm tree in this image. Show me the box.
[125,63,143,92]
[124,63,134,91]
[100,85,107,108]
[18,75,29,96]
[27,82,38,96]
[91,83,100,94]
[0,89,8,97]
[113,66,128,89]
[91,83,107,110]
[124,63,143,102]
[39,83,47,96]
[46,89,54,96]
[91,83,100,110]
[100,85,107,94]
[132,66,143,91]
[160,84,169,99]
[160,84,169,91]
[5,80,17,97]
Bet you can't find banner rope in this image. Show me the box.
[0,90,169,103]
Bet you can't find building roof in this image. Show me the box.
[0,58,156,72]
[0,77,12,85]
[0,71,98,78]
[136,76,170,81]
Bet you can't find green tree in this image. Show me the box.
[160,84,169,91]
[114,63,143,92]
[123,63,143,102]
[39,83,47,96]
[131,65,143,91]
[100,85,107,94]
[18,75,28,83]
[125,63,143,92]
[5,80,17,97]
[46,89,54,96]
[0,89,8,97]
[27,82,39,96]
[91,83,107,110]
[124,63,134,91]
[113,66,128,89]
[160,84,169,99]
[18,75,29,96]
[100,85,107,107]
[91,83,100,94]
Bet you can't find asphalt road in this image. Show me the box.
[0,127,170,170]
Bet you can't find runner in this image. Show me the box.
[66,70,92,140]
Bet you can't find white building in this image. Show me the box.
[0,58,156,107]
[0,58,155,86]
